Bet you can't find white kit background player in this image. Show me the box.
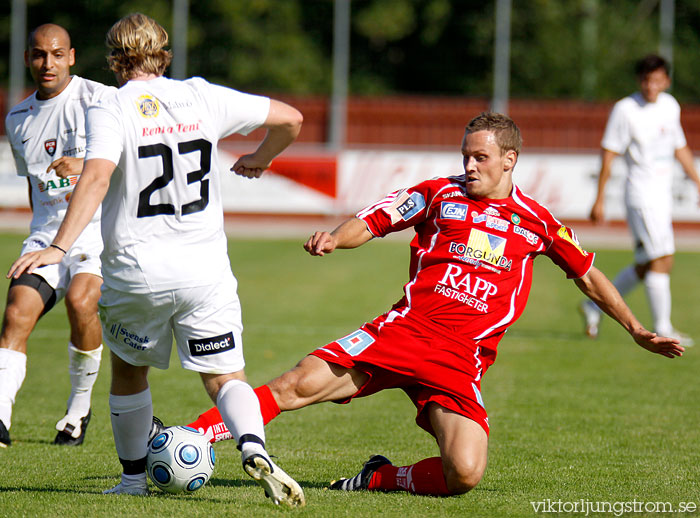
[9,13,305,506]
[1,24,113,447]
[582,54,700,345]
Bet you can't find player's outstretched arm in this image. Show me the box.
[232,99,303,179]
[7,157,115,279]
[574,266,684,358]
[304,217,373,256]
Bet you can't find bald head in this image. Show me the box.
[25,23,75,99]
[28,24,71,50]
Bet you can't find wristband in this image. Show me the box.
[50,243,67,254]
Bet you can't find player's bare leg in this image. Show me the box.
[0,285,45,446]
[55,272,104,445]
[201,371,305,507]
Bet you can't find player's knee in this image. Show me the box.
[2,302,35,332]
[443,458,485,495]
[64,288,97,318]
[268,369,315,410]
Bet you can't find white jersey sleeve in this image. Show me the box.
[601,101,631,155]
[183,77,270,138]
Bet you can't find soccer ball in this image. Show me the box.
[147,426,215,493]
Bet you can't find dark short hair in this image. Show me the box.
[465,112,522,156]
[635,54,670,78]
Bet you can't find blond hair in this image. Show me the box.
[106,13,172,79]
[465,112,522,156]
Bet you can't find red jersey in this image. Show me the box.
[357,174,594,351]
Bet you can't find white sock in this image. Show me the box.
[613,264,640,296]
[0,349,27,429]
[109,388,152,463]
[216,379,266,455]
[644,271,673,334]
[65,343,102,419]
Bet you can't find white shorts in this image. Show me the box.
[626,205,675,264]
[98,271,245,373]
[21,232,102,301]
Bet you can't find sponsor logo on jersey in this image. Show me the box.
[557,225,588,256]
[142,121,201,137]
[37,176,79,193]
[44,138,57,156]
[449,229,512,270]
[511,213,521,225]
[336,329,375,356]
[136,95,160,118]
[109,323,149,351]
[9,108,29,116]
[388,190,426,223]
[484,207,500,216]
[441,190,463,199]
[471,211,509,232]
[188,332,235,356]
[440,202,468,221]
[434,263,498,313]
[513,225,539,245]
[161,100,193,110]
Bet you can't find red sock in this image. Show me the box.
[187,407,228,443]
[254,384,281,425]
[369,457,450,496]
[186,386,280,444]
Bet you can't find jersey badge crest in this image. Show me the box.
[336,329,375,356]
[440,202,468,221]
[511,213,521,225]
[44,138,57,156]
[136,95,160,118]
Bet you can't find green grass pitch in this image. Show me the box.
[0,230,697,517]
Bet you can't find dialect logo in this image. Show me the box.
[188,332,235,356]
[440,202,468,221]
[136,95,160,118]
[44,138,57,156]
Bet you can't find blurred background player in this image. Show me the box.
[182,113,683,497]
[1,24,111,447]
[8,13,305,506]
[581,54,700,345]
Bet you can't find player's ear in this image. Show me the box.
[503,150,517,171]
[69,48,75,67]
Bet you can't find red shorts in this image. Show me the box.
[311,309,496,437]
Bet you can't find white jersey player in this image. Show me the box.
[8,14,305,506]
[0,24,112,448]
[582,54,700,345]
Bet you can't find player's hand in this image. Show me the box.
[631,327,684,358]
[304,231,336,256]
[589,199,605,224]
[47,157,84,179]
[231,153,271,179]
[7,247,65,279]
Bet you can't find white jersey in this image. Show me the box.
[4,76,114,251]
[85,76,270,293]
[601,91,686,208]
